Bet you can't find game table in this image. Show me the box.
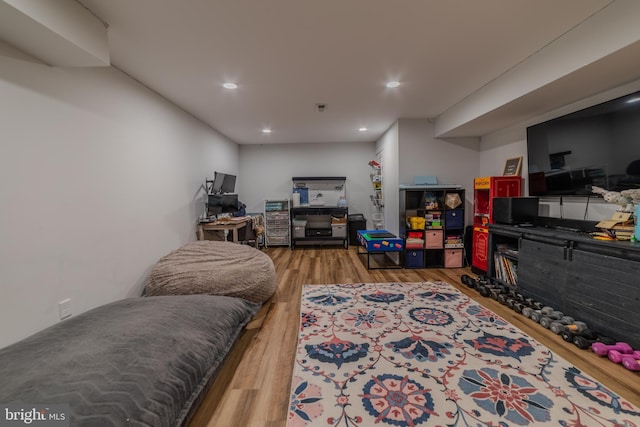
[356,230,404,269]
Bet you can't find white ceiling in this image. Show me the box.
[45,1,640,143]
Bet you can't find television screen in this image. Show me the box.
[526,90,640,196]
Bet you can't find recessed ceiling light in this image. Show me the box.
[262,129,272,134]
[385,81,400,88]
[358,127,368,132]
[222,82,238,89]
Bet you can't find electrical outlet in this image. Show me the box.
[59,299,72,320]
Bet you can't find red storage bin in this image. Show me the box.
[444,249,463,268]
[425,230,443,249]
[471,226,489,272]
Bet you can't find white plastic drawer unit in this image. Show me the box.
[265,212,289,220]
[265,201,289,211]
[266,236,289,245]
[266,218,289,228]
[267,228,290,237]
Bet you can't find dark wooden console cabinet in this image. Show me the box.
[488,223,640,349]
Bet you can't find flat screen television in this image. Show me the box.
[526,90,640,196]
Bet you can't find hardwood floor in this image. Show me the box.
[188,246,640,427]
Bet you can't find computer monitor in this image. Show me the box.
[221,193,238,213]
[209,172,225,194]
[209,171,237,194]
[207,193,239,215]
[221,174,236,194]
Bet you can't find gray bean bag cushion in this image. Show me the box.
[145,241,276,304]
[0,295,260,427]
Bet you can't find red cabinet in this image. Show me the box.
[471,176,521,273]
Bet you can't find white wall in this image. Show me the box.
[396,119,481,231]
[0,41,239,347]
[479,131,528,179]
[398,119,480,189]
[239,141,377,225]
[435,0,640,138]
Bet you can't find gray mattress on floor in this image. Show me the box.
[0,295,259,426]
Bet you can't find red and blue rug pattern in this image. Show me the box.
[287,282,640,427]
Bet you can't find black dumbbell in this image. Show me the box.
[550,319,583,335]
[521,306,534,318]
[460,274,473,287]
[525,298,543,310]
[573,332,616,349]
[489,286,509,301]
[529,306,554,323]
[513,298,536,314]
[539,311,565,329]
[476,281,500,297]
[512,301,527,313]
[519,297,542,317]
[560,327,597,343]
[462,274,481,289]
[508,290,525,302]
[475,276,494,290]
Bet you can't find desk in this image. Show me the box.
[197,217,256,247]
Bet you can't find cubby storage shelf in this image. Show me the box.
[399,185,465,268]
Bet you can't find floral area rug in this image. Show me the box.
[287,282,640,427]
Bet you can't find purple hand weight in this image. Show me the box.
[608,349,640,364]
[591,342,633,356]
[622,357,640,371]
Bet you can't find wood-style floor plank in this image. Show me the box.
[188,246,640,427]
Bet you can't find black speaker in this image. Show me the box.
[493,197,539,224]
[464,225,473,267]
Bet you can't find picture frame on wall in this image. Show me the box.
[503,156,523,176]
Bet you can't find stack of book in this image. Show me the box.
[494,244,518,286]
[494,253,518,285]
[405,231,424,249]
[594,212,634,241]
[444,234,463,248]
